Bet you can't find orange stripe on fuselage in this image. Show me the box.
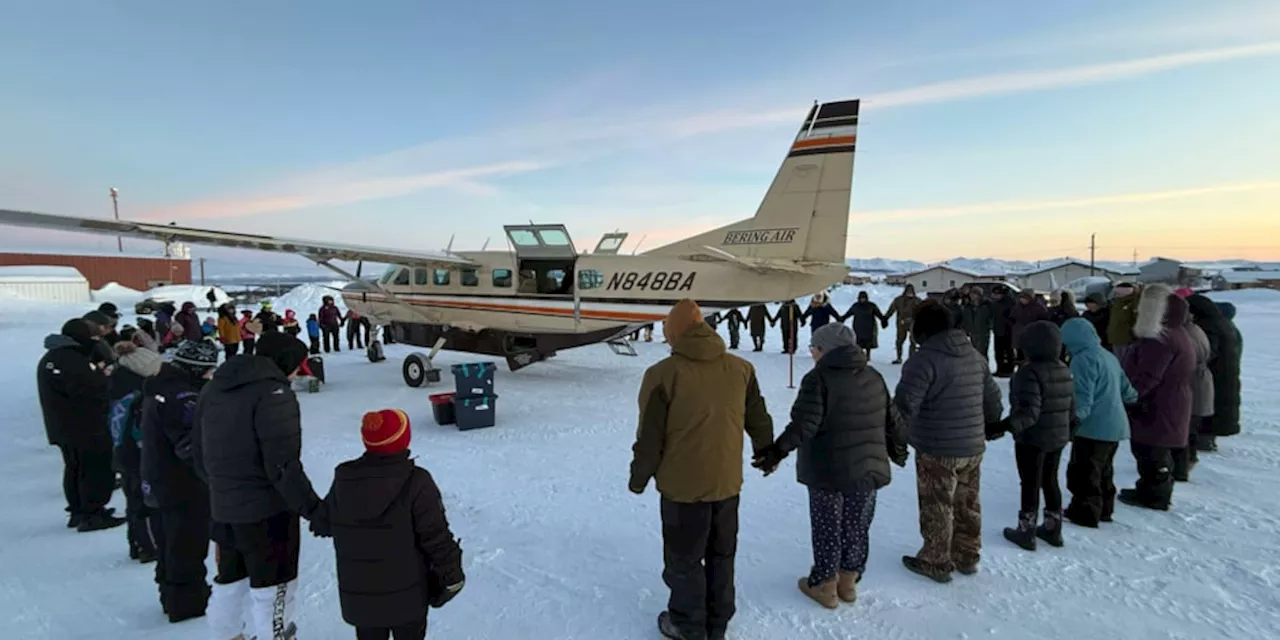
[790,135,856,151]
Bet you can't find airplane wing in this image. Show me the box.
[0,209,477,269]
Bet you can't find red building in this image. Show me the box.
[0,252,191,290]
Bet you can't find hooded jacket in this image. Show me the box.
[629,322,774,502]
[1061,318,1137,443]
[1107,289,1141,347]
[1010,290,1051,344]
[1185,322,1215,418]
[1187,295,1241,436]
[1048,290,1080,326]
[842,299,885,348]
[802,301,840,331]
[885,285,920,330]
[773,300,804,332]
[893,329,1005,458]
[775,346,907,493]
[1121,285,1195,448]
[193,355,319,523]
[318,300,344,328]
[316,452,464,628]
[140,363,208,507]
[37,331,111,448]
[175,304,203,342]
[216,314,241,344]
[1004,321,1076,451]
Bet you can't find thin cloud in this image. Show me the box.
[151,41,1280,220]
[853,181,1280,223]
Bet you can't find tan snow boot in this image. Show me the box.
[798,576,839,609]
[836,571,860,603]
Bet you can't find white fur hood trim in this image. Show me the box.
[1133,283,1173,340]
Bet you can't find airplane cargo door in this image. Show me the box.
[504,224,581,330]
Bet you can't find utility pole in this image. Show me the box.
[1089,233,1096,276]
[1132,248,1138,267]
[110,187,122,253]
[199,258,206,285]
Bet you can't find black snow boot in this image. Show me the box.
[1003,511,1038,551]
[77,510,126,532]
[657,611,704,640]
[1194,434,1217,452]
[1118,488,1169,511]
[1036,509,1065,548]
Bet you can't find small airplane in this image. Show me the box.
[1,98,861,384]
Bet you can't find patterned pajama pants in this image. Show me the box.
[807,487,877,586]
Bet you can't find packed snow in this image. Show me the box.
[92,282,145,305]
[1,287,1278,639]
[266,283,349,315]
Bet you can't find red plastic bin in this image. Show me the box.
[429,392,456,426]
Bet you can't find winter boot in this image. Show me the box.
[657,611,702,640]
[956,563,979,576]
[1063,503,1099,528]
[901,555,952,583]
[1118,488,1169,511]
[250,581,298,640]
[798,576,839,609]
[836,571,860,603]
[1036,510,1065,548]
[77,510,126,532]
[1003,511,1038,551]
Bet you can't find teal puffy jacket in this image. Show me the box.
[1061,318,1138,442]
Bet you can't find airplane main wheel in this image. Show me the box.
[367,341,385,363]
[402,352,430,388]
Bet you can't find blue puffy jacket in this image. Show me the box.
[1061,318,1137,442]
[803,303,841,332]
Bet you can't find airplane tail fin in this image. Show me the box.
[644,98,859,264]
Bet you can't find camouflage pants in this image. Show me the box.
[895,323,917,360]
[914,452,983,573]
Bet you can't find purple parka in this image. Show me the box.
[1121,286,1195,448]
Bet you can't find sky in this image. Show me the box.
[2,0,1279,274]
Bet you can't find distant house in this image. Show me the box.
[1013,259,1131,293]
[843,271,873,285]
[897,263,1010,295]
[0,265,91,303]
[1137,257,1202,286]
[884,273,908,286]
[1213,269,1280,291]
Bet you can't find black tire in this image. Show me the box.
[402,352,429,388]
[367,341,385,363]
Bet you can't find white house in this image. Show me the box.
[896,263,1009,294]
[1138,257,1202,286]
[1014,259,1130,293]
[0,266,91,303]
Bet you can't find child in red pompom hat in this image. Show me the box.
[310,409,465,638]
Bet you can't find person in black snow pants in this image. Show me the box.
[310,409,466,640]
[987,321,1076,551]
[802,293,840,334]
[347,310,370,350]
[195,331,321,640]
[747,304,772,352]
[774,300,804,354]
[840,291,887,359]
[110,337,163,563]
[722,308,746,350]
[38,318,125,532]
[141,339,220,622]
[752,324,907,609]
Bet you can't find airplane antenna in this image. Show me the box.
[444,234,455,255]
[481,237,491,251]
[631,234,647,255]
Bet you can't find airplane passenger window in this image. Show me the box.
[539,229,571,246]
[414,268,430,286]
[597,237,623,252]
[461,268,479,287]
[492,268,513,287]
[381,265,400,284]
[578,269,604,290]
[508,230,538,246]
[433,269,451,286]
[394,268,411,286]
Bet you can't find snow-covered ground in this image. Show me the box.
[1,287,1278,639]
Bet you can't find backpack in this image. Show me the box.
[109,390,143,449]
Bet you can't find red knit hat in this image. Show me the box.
[361,409,411,454]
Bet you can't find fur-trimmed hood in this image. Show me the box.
[1057,289,1077,308]
[1132,283,1188,340]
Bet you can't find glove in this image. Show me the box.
[308,516,332,538]
[430,579,465,608]
[985,420,1006,441]
[628,479,646,495]
[751,444,786,476]
[890,446,909,468]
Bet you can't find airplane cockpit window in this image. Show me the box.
[414,268,430,286]
[380,265,400,284]
[578,269,604,290]
[461,268,479,287]
[538,229,572,246]
[393,268,411,286]
[433,269,451,286]
[492,268,513,287]
[597,237,623,252]
[508,230,539,246]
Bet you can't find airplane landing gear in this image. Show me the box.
[402,352,440,388]
[367,340,385,363]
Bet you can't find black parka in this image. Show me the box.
[747,305,771,336]
[842,301,886,349]
[775,346,907,493]
[1004,321,1076,451]
[140,364,208,507]
[37,334,111,449]
[314,452,464,628]
[193,355,319,523]
[1187,295,1242,436]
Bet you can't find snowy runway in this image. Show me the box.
[1,287,1278,639]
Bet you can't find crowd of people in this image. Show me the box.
[631,282,1244,640]
[36,297,463,640]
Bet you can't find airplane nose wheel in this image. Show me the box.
[402,352,439,387]
[367,341,385,363]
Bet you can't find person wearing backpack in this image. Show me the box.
[110,337,163,564]
[310,409,465,639]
